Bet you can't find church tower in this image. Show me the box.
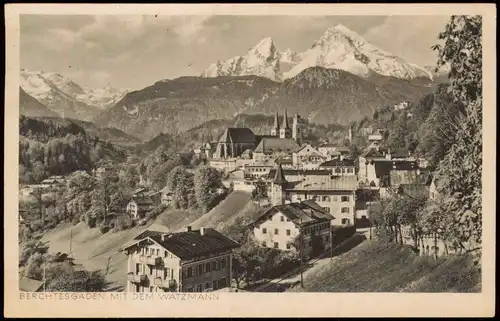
[279,110,292,139]
[271,111,280,136]
[292,113,303,145]
[270,164,288,206]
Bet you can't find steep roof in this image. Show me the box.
[373,160,418,179]
[274,156,293,165]
[131,196,154,206]
[19,277,44,292]
[319,159,355,167]
[126,228,240,260]
[253,137,300,154]
[282,110,290,129]
[286,174,358,191]
[254,201,334,227]
[266,169,332,181]
[390,170,422,186]
[390,148,411,159]
[218,128,256,144]
[273,111,279,129]
[272,164,288,185]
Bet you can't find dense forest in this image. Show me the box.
[19,115,127,184]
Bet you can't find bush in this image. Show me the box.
[113,215,135,232]
[30,219,43,232]
[99,223,110,234]
[145,204,167,221]
[71,216,80,226]
[331,225,356,245]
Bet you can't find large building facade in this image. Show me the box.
[123,227,240,293]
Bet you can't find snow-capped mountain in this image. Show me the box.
[284,24,432,81]
[20,69,128,121]
[202,24,433,82]
[201,37,298,82]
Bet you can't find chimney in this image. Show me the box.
[161,233,167,242]
[186,226,192,232]
[200,227,206,236]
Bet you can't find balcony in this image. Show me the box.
[127,273,148,284]
[139,256,164,266]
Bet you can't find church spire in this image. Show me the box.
[282,110,290,129]
[273,111,279,129]
[273,164,288,185]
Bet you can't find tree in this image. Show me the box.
[432,15,482,263]
[251,180,268,205]
[194,165,224,213]
[44,261,108,292]
[168,165,196,209]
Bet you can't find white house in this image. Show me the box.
[252,200,334,259]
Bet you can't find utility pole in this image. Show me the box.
[69,228,72,254]
[368,190,373,240]
[42,262,46,292]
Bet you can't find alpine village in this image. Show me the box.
[18,17,482,293]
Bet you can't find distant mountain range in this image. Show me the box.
[96,65,444,141]
[20,69,128,121]
[201,24,448,83]
[19,24,450,143]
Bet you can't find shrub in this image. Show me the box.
[71,216,80,226]
[113,214,134,232]
[145,204,167,221]
[99,223,110,234]
[30,219,43,232]
[331,225,356,245]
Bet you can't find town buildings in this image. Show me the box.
[268,164,358,226]
[123,227,240,293]
[126,196,155,219]
[252,200,334,259]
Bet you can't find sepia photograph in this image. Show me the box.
[4,3,495,318]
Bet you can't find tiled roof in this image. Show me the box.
[286,175,358,191]
[218,128,256,144]
[373,160,418,178]
[253,137,300,154]
[132,196,154,206]
[390,148,411,159]
[254,201,334,227]
[127,228,240,260]
[319,159,355,167]
[19,277,43,292]
[267,169,332,181]
[274,156,293,165]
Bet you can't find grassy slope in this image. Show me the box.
[36,191,254,291]
[287,240,481,293]
[185,191,258,232]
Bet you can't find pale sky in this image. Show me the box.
[20,15,450,90]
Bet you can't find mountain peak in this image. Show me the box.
[249,37,277,57]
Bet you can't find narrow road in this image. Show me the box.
[253,232,366,292]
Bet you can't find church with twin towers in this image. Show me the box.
[213,110,305,160]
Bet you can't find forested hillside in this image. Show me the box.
[19,115,127,184]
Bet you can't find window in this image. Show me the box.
[341,207,350,213]
[205,282,210,290]
[165,268,169,278]
[164,250,168,258]
[262,228,267,234]
[148,265,153,275]
[136,263,141,274]
[219,278,227,288]
[156,249,160,256]
[323,207,330,213]
[286,243,291,250]
[274,242,279,249]
[280,216,284,222]
[213,280,218,291]
[205,262,211,273]
[341,218,350,225]
[187,267,193,278]
[322,196,330,202]
[197,284,203,292]
[286,217,290,222]
[211,261,217,271]
[347,168,354,173]
[286,229,291,236]
[216,260,221,270]
[221,257,227,269]
[361,215,367,220]
[341,196,350,202]
[197,264,203,275]
[262,241,267,247]
[274,229,279,235]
